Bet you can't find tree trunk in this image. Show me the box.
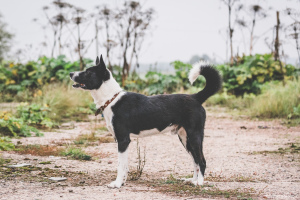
[228,3,234,66]
[95,19,99,57]
[274,11,284,84]
[105,19,112,71]
[274,11,280,61]
[51,30,57,58]
[77,22,83,70]
[250,13,256,55]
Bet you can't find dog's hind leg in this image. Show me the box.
[178,127,199,182]
[108,136,131,188]
[185,128,206,186]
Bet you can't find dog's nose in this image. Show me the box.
[70,72,74,78]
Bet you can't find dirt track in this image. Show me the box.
[1,107,300,200]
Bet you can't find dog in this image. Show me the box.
[70,55,222,188]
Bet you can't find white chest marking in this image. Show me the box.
[102,92,126,138]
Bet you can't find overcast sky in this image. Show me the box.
[0,0,299,65]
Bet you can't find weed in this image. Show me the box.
[143,174,256,198]
[128,139,146,181]
[98,136,115,143]
[0,156,11,165]
[39,161,51,165]
[251,80,300,118]
[0,136,15,151]
[34,83,93,122]
[251,143,300,155]
[61,147,91,161]
[205,173,267,183]
[16,144,64,156]
[0,111,42,137]
[73,132,114,146]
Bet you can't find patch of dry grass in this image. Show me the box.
[15,144,64,156]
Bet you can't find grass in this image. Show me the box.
[73,132,115,146]
[141,174,256,199]
[251,143,300,155]
[61,147,91,161]
[128,139,146,181]
[206,91,254,110]
[33,83,93,122]
[251,80,300,118]
[16,144,64,156]
[205,80,300,124]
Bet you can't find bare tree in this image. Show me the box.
[248,5,267,55]
[96,6,117,71]
[72,7,86,70]
[286,22,300,65]
[274,11,281,61]
[114,1,154,85]
[52,0,73,55]
[221,0,239,66]
[41,0,72,57]
[0,13,14,61]
[285,8,300,65]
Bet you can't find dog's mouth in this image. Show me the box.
[72,82,86,88]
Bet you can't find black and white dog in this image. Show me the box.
[70,55,222,188]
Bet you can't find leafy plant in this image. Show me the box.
[217,54,298,95]
[0,111,42,137]
[61,147,91,160]
[17,103,57,128]
[0,137,15,151]
[0,55,93,100]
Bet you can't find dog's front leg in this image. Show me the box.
[108,138,130,188]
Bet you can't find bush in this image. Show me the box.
[17,103,57,128]
[0,137,15,151]
[217,54,298,96]
[251,80,300,118]
[61,147,91,160]
[0,111,42,137]
[33,83,93,122]
[0,55,93,100]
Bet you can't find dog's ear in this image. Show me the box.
[99,54,106,68]
[97,54,110,80]
[95,56,100,65]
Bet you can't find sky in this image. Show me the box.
[0,0,299,66]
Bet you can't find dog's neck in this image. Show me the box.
[90,72,123,109]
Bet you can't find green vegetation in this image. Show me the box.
[145,174,256,199]
[61,147,91,161]
[0,55,92,102]
[0,136,15,150]
[251,80,300,118]
[0,53,299,152]
[0,111,42,137]
[217,54,297,96]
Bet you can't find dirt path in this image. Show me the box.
[1,107,299,200]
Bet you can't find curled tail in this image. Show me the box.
[189,62,222,104]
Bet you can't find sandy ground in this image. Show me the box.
[1,107,300,200]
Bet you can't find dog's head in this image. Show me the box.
[69,55,110,90]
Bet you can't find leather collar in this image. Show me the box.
[95,91,122,116]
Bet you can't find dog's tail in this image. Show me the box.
[189,61,222,104]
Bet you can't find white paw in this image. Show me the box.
[180,177,197,182]
[107,181,122,188]
[192,179,204,186]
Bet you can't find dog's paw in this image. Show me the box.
[180,178,197,182]
[192,179,204,186]
[107,181,122,188]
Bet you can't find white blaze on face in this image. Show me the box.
[70,71,81,81]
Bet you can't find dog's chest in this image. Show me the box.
[102,92,126,138]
